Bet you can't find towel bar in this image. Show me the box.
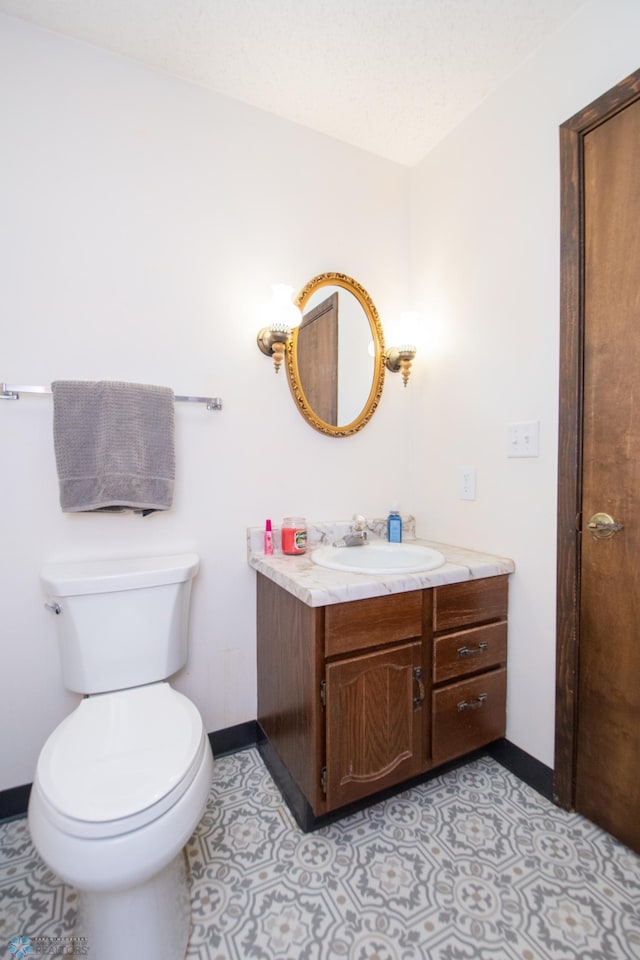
[1,383,222,411]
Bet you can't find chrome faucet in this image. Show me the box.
[333,514,369,547]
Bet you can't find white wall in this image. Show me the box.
[0,14,412,791]
[408,0,640,765]
[2,0,639,792]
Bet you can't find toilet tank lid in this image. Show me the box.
[41,553,199,597]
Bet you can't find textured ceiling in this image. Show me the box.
[0,0,586,165]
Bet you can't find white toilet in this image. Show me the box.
[28,553,214,960]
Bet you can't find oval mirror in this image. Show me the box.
[286,273,386,437]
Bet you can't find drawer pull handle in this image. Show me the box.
[457,693,487,712]
[457,641,489,658]
[413,667,425,709]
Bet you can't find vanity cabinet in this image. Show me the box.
[257,573,508,826]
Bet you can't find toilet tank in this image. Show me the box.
[41,554,199,694]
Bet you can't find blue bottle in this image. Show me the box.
[387,507,402,543]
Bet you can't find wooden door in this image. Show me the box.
[556,70,640,853]
[325,641,425,810]
[296,292,338,425]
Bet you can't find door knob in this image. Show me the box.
[587,512,624,539]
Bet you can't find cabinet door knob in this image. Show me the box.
[413,667,425,709]
[457,693,488,712]
[457,641,488,658]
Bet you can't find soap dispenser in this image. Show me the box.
[387,505,402,543]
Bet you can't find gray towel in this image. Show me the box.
[51,380,175,513]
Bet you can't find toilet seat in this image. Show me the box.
[35,682,207,839]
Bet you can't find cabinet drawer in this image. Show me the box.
[433,576,508,632]
[325,590,423,658]
[432,668,506,764]
[433,622,507,683]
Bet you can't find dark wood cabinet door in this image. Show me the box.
[325,640,425,809]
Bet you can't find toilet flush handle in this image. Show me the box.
[44,602,61,615]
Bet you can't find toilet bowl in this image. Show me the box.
[28,554,213,960]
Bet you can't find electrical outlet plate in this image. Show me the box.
[507,421,540,458]
[459,466,476,500]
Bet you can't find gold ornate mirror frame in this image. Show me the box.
[286,272,386,437]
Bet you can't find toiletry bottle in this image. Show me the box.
[387,506,402,543]
[264,519,274,556]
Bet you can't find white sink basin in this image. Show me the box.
[311,542,445,576]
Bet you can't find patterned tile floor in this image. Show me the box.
[1,748,639,959]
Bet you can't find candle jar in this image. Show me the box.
[281,517,307,555]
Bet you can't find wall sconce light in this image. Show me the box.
[384,311,419,386]
[257,323,291,373]
[385,345,417,387]
[256,283,301,373]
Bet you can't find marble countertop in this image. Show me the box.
[247,522,515,607]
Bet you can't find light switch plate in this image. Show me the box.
[507,421,540,458]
